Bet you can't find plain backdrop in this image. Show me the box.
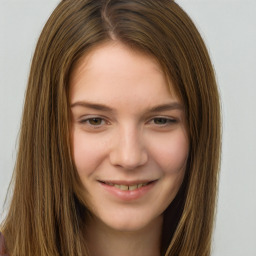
[0,0,256,255]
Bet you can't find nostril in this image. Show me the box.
[109,130,148,169]
[109,152,148,169]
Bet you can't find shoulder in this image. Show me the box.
[0,232,8,256]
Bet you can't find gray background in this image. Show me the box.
[0,0,256,255]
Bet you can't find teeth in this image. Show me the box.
[107,182,149,191]
[129,185,138,191]
[120,185,129,191]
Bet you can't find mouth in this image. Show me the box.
[98,180,157,191]
[98,179,158,201]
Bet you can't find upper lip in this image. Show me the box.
[98,179,158,185]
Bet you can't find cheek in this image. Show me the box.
[71,129,107,177]
[149,130,189,173]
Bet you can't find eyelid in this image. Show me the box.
[78,115,110,127]
[77,115,179,128]
[147,116,178,125]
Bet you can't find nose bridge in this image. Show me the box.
[109,123,148,169]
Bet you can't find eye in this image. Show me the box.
[79,117,107,127]
[87,118,104,126]
[152,117,177,125]
[153,118,169,125]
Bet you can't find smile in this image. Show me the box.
[100,181,151,191]
[98,180,158,201]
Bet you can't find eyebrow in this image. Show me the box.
[149,102,184,112]
[70,101,184,113]
[70,101,114,112]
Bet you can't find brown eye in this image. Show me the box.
[151,117,177,126]
[153,118,168,125]
[88,118,104,126]
[79,117,106,127]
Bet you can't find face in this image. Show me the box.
[70,41,189,232]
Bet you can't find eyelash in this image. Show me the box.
[79,117,108,127]
[149,117,177,126]
[79,116,177,129]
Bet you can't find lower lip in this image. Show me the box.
[99,181,157,201]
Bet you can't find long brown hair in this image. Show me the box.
[1,0,221,255]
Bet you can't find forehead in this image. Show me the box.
[69,41,178,107]
[71,41,163,81]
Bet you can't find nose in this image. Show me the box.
[109,125,148,170]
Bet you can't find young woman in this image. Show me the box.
[0,0,221,255]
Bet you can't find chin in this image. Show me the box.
[97,212,163,233]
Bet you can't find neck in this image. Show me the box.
[85,215,163,256]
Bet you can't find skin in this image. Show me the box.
[69,41,189,256]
